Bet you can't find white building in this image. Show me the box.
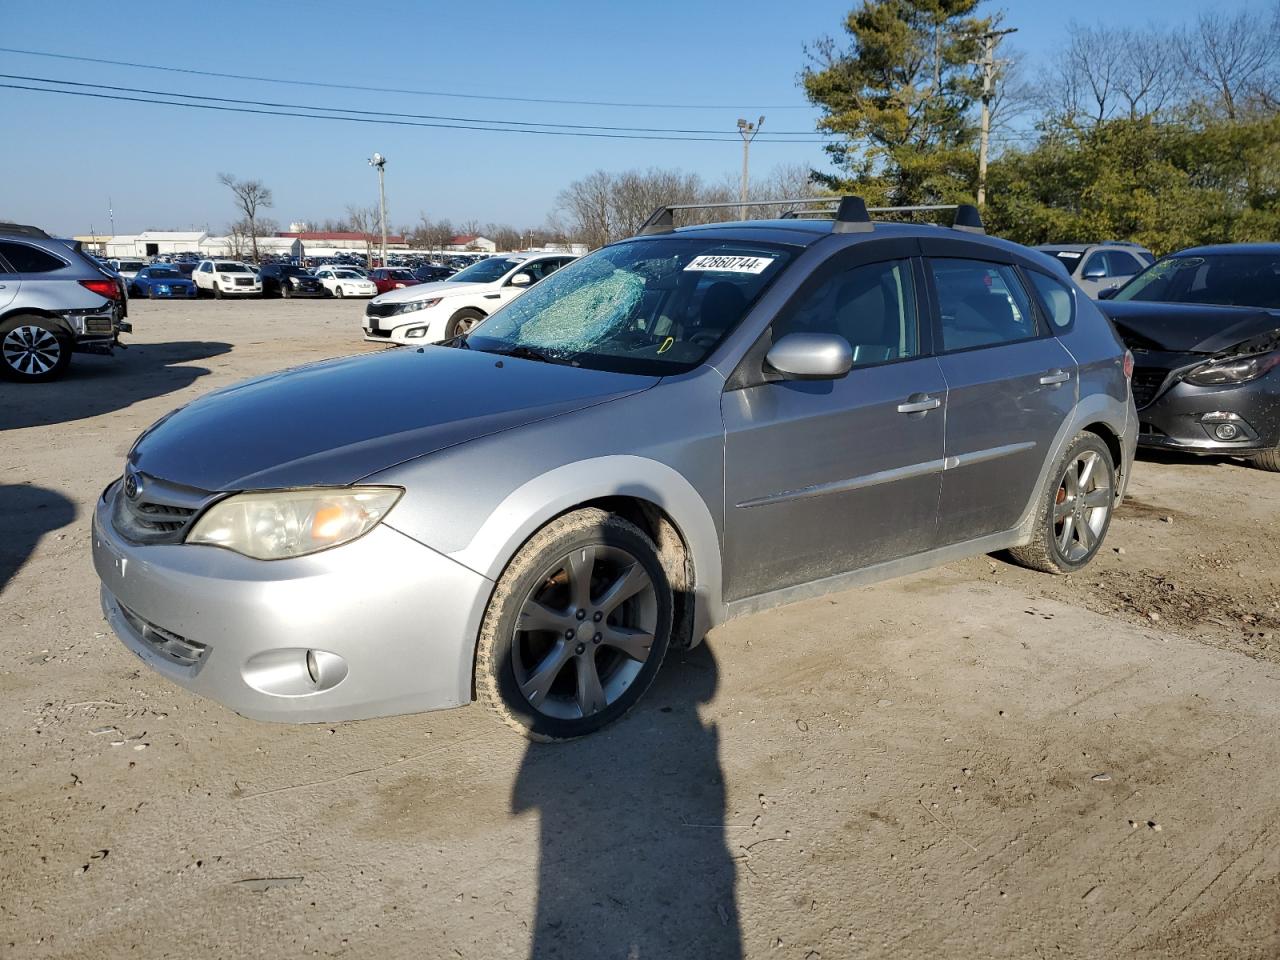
[445,234,497,253]
[103,231,209,258]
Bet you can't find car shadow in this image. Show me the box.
[512,641,743,960]
[1134,447,1253,469]
[0,484,77,595]
[0,340,232,431]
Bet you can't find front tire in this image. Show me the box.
[213,285,223,300]
[281,283,291,299]
[475,508,673,742]
[1008,432,1116,574]
[0,316,73,382]
[335,286,345,298]
[445,308,486,338]
[1251,446,1280,472]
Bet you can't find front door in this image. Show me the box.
[722,252,946,603]
[923,255,1077,545]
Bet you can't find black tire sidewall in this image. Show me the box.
[1046,434,1115,571]
[486,522,673,740]
[0,316,72,382]
[446,309,485,339]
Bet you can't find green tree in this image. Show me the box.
[803,0,993,204]
[985,112,1280,255]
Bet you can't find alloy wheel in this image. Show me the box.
[1053,450,1112,562]
[2,325,62,376]
[511,544,658,720]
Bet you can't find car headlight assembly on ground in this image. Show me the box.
[186,487,403,559]
[1183,350,1280,385]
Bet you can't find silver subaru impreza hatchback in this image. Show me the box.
[92,198,1137,741]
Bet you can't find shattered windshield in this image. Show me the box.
[1114,253,1280,309]
[464,238,793,375]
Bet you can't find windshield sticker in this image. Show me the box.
[684,254,776,274]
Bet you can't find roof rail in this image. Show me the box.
[636,197,983,237]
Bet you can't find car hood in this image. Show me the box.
[128,346,657,491]
[1100,301,1280,353]
[371,279,487,304]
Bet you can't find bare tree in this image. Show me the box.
[1178,6,1279,117]
[217,173,273,262]
[1040,23,1185,123]
[346,204,379,264]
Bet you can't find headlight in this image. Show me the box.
[397,297,442,314]
[404,326,428,338]
[186,487,403,559]
[1184,351,1280,385]
[219,274,231,282]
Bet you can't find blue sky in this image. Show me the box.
[0,0,1254,236]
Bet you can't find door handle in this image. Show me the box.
[483,293,501,299]
[897,395,941,414]
[1039,369,1071,386]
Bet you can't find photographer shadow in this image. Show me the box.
[512,642,742,960]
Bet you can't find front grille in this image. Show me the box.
[365,302,402,318]
[235,277,253,287]
[110,473,218,545]
[365,328,393,338]
[1130,368,1169,409]
[118,602,208,667]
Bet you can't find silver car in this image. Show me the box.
[92,199,1137,740]
[1036,242,1155,298]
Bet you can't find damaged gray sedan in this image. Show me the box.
[92,198,1136,740]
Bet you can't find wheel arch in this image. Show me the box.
[1081,420,1124,488]
[0,308,75,339]
[449,455,725,698]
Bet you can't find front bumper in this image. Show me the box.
[91,486,494,722]
[1136,369,1280,454]
[363,311,445,345]
[215,282,262,296]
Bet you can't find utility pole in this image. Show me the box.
[369,152,388,266]
[108,198,115,238]
[972,27,1016,209]
[736,116,764,219]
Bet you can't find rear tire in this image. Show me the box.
[1008,432,1116,574]
[475,508,673,742]
[446,308,486,339]
[0,315,73,382]
[1251,446,1280,472]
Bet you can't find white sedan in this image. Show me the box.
[362,252,577,344]
[314,267,377,298]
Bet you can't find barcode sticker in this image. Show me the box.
[684,255,775,274]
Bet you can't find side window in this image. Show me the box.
[773,259,919,367]
[1026,270,1075,331]
[1081,252,1109,277]
[1106,250,1143,276]
[0,241,66,273]
[930,259,1042,351]
[518,261,551,283]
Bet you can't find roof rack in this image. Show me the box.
[636,196,983,237]
[0,222,51,239]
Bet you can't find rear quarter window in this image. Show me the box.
[1026,270,1075,331]
[0,241,67,273]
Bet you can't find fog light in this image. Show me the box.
[405,326,427,338]
[1215,423,1240,440]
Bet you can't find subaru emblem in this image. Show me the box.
[124,472,141,500]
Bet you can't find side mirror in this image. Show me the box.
[1082,265,1108,280]
[509,272,532,287]
[1097,287,1118,300]
[765,333,853,380]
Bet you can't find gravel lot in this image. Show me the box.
[2,298,1279,959]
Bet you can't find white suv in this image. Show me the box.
[363,252,577,344]
[193,260,262,298]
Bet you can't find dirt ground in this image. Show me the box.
[2,299,1279,959]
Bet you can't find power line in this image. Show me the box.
[0,80,831,143]
[0,73,825,137]
[0,46,815,111]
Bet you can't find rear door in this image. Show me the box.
[0,248,20,309]
[921,247,1076,546]
[721,240,948,602]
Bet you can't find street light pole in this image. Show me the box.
[369,152,388,266]
[736,116,764,219]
